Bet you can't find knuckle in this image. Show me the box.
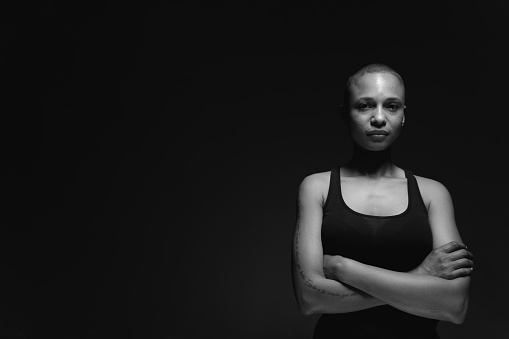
[458,258,471,267]
[457,259,468,268]
[456,270,467,277]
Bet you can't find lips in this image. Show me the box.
[367,130,389,135]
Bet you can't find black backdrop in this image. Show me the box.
[3,1,508,338]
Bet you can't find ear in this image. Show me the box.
[402,111,406,126]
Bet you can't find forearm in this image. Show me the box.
[339,259,470,323]
[293,268,386,315]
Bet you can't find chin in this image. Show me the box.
[360,142,392,152]
[367,146,390,152]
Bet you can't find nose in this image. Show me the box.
[370,105,386,127]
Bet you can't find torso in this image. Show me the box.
[315,166,439,337]
[340,175,408,217]
[314,167,432,216]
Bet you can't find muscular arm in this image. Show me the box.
[325,178,470,323]
[291,174,386,315]
[335,259,468,323]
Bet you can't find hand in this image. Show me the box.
[323,254,346,280]
[416,241,474,280]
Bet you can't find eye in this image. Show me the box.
[356,103,374,111]
[386,103,402,112]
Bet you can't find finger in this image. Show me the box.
[448,249,474,261]
[445,268,473,280]
[439,241,467,253]
[452,258,474,270]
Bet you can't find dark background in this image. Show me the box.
[2,1,508,338]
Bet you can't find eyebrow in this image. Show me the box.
[385,98,404,102]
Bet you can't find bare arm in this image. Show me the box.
[331,257,469,323]
[291,174,386,315]
[323,179,471,323]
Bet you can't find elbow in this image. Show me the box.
[448,311,466,325]
[446,295,469,324]
[296,292,320,316]
[446,278,470,324]
[450,316,465,325]
[293,277,321,315]
[300,306,316,316]
[451,298,469,324]
[301,303,320,316]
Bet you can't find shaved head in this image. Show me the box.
[341,64,405,121]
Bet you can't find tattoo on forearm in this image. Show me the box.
[293,218,358,299]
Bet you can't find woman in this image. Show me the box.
[291,64,473,338]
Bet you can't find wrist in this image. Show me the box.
[334,257,354,281]
[409,265,426,275]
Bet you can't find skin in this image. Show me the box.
[291,71,473,324]
[347,72,405,153]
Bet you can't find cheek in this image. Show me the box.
[347,124,367,145]
[347,116,366,130]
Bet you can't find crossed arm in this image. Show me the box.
[291,174,473,324]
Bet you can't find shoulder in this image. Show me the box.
[414,174,453,209]
[298,171,331,204]
[300,171,331,187]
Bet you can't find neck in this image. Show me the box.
[344,144,395,178]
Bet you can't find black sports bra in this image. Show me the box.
[321,167,433,272]
[313,167,439,339]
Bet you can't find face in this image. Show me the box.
[346,72,405,151]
